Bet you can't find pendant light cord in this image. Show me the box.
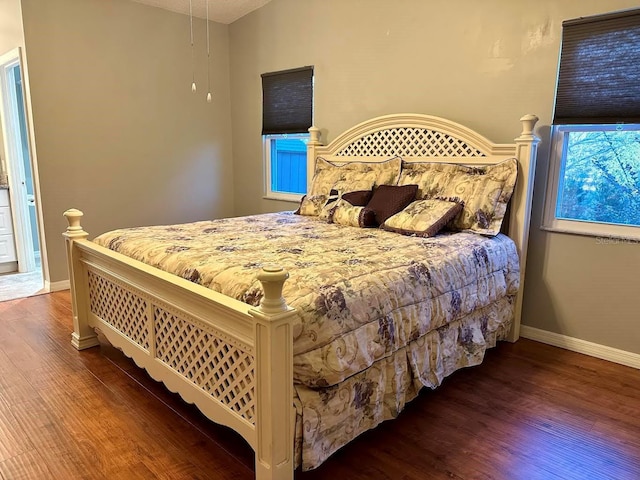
[189,0,196,92]
[206,0,212,102]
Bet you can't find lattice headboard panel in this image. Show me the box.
[335,127,486,157]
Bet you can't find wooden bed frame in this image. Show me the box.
[63,113,539,480]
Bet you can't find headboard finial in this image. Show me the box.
[308,126,321,146]
[519,114,539,137]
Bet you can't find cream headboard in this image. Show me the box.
[306,113,540,341]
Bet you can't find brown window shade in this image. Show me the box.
[553,8,640,125]
[261,66,313,135]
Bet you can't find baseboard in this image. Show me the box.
[49,279,70,292]
[520,325,640,370]
[0,261,18,274]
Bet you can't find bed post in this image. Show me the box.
[63,209,99,350]
[249,265,296,480]
[306,126,322,193]
[507,115,540,342]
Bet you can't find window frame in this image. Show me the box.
[261,66,313,203]
[263,133,309,203]
[542,123,640,241]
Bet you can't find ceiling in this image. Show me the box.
[129,0,272,24]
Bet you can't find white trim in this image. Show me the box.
[263,133,309,200]
[541,219,640,241]
[262,194,301,203]
[542,124,640,241]
[0,261,17,274]
[520,325,640,370]
[0,47,37,272]
[49,279,70,292]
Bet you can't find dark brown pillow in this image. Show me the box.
[360,207,377,227]
[342,190,373,207]
[365,184,419,226]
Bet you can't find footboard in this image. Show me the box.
[63,209,296,480]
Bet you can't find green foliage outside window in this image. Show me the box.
[557,130,640,227]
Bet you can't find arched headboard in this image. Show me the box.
[306,113,540,341]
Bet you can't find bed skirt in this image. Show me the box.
[293,295,513,470]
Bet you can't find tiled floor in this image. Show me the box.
[0,267,45,302]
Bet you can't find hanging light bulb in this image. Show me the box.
[189,0,196,93]
[206,0,212,103]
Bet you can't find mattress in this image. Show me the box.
[93,212,520,388]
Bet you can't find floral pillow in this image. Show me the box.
[398,158,517,236]
[382,199,464,237]
[296,194,327,216]
[331,200,376,227]
[308,157,402,197]
[297,178,375,218]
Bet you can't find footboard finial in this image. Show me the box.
[64,208,87,236]
[257,265,290,314]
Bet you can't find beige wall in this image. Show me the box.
[21,0,234,283]
[229,0,640,354]
[0,0,24,51]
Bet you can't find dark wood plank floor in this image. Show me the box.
[1,291,639,479]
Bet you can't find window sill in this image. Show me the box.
[263,193,303,203]
[540,221,640,243]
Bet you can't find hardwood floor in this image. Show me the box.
[1,292,639,479]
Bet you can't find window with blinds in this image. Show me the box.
[543,8,640,239]
[261,67,314,201]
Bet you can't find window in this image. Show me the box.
[264,134,308,196]
[261,67,313,201]
[543,9,640,239]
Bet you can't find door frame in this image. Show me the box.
[0,47,36,272]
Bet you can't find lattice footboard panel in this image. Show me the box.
[155,306,256,423]
[88,271,150,350]
[86,269,256,425]
[336,128,487,157]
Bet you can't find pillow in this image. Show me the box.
[299,157,401,217]
[342,190,373,207]
[332,200,377,227]
[297,182,374,218]
[365,184,418,226]
[398,158,517,235]
[295,194,327,216]
[324,189,373,224]
[319,189,341,219]
[382,199,464,237]
[308,157,402,197]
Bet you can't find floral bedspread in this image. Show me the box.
[93,212,519,388]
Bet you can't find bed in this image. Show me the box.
[63,113,539,480]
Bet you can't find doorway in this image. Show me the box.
[0,47,44,302]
